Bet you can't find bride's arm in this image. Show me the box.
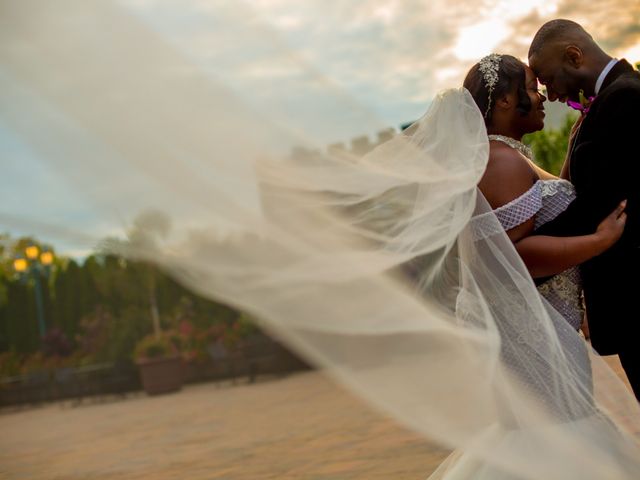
[514,211,624,278]
[479,145,626,279]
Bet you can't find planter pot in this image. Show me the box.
[136,355,183,395]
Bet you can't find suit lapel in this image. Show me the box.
[598,59,634,93]
[568,118,585,183]
[568,59,635,184]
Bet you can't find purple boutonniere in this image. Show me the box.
[567,89,595,114]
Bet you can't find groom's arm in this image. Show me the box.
[534,87,640,242]
[533,141,620,237]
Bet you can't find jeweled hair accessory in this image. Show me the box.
[478,53,502,118]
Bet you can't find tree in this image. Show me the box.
[523,113,578,176]
[51,259,86,340]
[102,209,171,338]
[2,281,39,353]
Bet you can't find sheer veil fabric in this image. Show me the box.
[1,2,639,478]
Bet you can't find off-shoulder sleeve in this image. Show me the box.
[470,181,542,241]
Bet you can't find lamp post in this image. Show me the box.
[13,245,54,339]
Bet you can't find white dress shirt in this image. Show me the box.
[594,58,618,95]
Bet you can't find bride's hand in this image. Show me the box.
[595,200,627,248]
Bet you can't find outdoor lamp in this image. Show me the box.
[13,258,28,273]
[25,245,39,260]
[40,251,54,265]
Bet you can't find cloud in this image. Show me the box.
[4,0,639,255]
[125,0,504,126]
[555,0,640,53]
[502,0,640,60]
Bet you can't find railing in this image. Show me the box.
[0,361,140,408]
[194,334,310,385]
[0,336,310,408]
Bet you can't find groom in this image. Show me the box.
[528,19,640,399]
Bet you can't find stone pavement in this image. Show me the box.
[0,371,448,480]
[0,357,635,480]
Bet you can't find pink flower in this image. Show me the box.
[179,320,194,336]
[567,89,595,114]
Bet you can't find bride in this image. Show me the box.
[1,3,638,479]
[425,53,631,479]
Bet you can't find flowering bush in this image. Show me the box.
[76,306,111,359]
[206,314,258,350]
[128,301,261,364]
[42,328,74,358]
[161,298,260,363]
[133,332,180,361]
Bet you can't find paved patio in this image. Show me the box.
[0,371,448,480]
[0,357,635,480]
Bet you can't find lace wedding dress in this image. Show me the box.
[475,176,584,330]
[431,145,599,480]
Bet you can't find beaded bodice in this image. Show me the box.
[472,179,584,329]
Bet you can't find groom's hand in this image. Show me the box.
[595,200,627,249]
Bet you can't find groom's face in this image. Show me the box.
[529,47,581,103]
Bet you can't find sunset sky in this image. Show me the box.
[1,0,639,256]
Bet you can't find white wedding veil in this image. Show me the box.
[1,2,639,478]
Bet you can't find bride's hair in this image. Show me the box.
[463,54,532,125]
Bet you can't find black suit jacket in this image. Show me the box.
[534,60,640,355]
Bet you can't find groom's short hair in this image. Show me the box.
[528,19,592,58]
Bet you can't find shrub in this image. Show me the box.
[133,332,180,361]
[42,328,74,357]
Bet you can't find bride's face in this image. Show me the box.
[519,65,547,133]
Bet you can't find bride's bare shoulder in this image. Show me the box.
[478,142,538,210]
